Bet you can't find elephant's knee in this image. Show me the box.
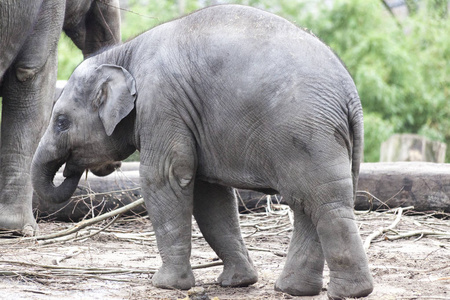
[170,159,195,188]
[16,66,40,82]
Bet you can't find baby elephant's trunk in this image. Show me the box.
[31,147,83,204]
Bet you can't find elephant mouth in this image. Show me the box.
[89,161,122,177]
[61,157,121,179]
[63,158,121,178]
[62,161,86,178]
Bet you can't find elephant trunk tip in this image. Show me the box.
[31,155,83,204]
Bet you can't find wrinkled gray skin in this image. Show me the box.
[0,0,121,236]
[31,5,373,298]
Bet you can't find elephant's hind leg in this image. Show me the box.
[310,178,374,299]
[274,208,324,296]
[193,181,258,287]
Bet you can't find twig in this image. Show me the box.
[356,188,406,212]
[386,230,450,241]
[255,222,291,231]
[364,207,404,251]
[0,198,145,245]
[0,260,156,274]
[97,0,159,20]
[52,248,83,265]
[248,246,287,257]
[72,214,121,242]
[0,259,222,279]
[234,190,253,214]
[38,216,121,246]
[192,261,223,270]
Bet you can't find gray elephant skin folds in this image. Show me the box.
[31,4,373,298]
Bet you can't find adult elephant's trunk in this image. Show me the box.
[31,147,83,204]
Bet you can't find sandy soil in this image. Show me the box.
[0,208,449,300]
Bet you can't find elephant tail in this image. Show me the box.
[348,96,364,201]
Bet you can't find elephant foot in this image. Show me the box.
[327,269,374,299]
[274,269,323,296]
[0,204,38,237]
[217,261,258,287]
[152,263,195,290]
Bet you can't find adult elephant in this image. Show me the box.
[0,0,121,236]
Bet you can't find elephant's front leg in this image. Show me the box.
[0,51,57,236]
[140,142,197,290]
[193,181,258,287]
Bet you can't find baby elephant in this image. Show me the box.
[32,4,373,298]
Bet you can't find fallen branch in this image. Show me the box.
[192,261,223,270]
[386,230,450,241]
[0,259,156,274]
[0,198,145,245]
[364,207,404,251]
[37,198,145,241]
[52,248,83,265]
[72,215,120,242]
[248,246,287,257]
[0,259,222,279]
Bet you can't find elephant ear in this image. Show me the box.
[94,64,137,136]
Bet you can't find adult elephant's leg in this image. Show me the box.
[193,181,257,287]
[274,207,324,296]
[0,2,41,77]
[310,176,373,299]
[0,51,57,235]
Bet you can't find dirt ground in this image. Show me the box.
[0,206,449,300]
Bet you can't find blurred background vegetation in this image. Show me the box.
[56,0,449,162]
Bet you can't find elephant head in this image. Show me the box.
[64,0,121,58]
[31,62,137,203]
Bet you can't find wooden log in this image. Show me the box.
[33,162,450,221]
[356,162,450,213]
[33,170,145,222]
[237,163,450,213]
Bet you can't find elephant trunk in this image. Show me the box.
[31,147,83,204]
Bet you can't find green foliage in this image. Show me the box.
[57,34,83,80]
[278,0,449,161]
[120,0,198,41]
[124,151,140,162]
[363,113,395,161]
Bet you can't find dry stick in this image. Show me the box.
[363,207,404,252]
[72,214,121,242]
[192,261,223,270]
[0,198,145,245]
[52,249,83,265]
[0,259,156,274]
[39,198,144,240]
[0,259,222,278]
[386,230,450,241]
[356,188,406,213]
[247,246,287,257]
[39,198,143,241]
[38,216,122,246]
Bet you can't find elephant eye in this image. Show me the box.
[56,115,70,132]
